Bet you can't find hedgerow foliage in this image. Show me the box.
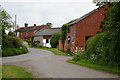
[85,31,119,65]
[73,2,120,66]
[50,32,61,48]
[1,6,28,57]
[8,31,16,37]
[2,35,29,57]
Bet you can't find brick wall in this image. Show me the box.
[59,6,107,52]
[18,25,50,40]
[58,40,63,50]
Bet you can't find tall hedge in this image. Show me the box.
[2,35,24,49]
[86,31,119,65]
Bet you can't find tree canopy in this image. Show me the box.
[0,6,12,35]
[46,23,52,28]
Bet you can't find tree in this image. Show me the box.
[93,0,109,7]
[46,23,52,28]
[100,2,120,31]
[0,6,12,35]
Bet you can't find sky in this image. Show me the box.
[0,0,98,28]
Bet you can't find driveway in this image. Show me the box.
[2,48,119,78]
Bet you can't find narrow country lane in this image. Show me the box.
[2,48,119,78]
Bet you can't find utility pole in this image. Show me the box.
[15,15,17,30]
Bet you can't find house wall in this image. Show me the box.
[34,35,51,47]
[58,40,63,50]
[17,25,50,40]
[34,36,43,45]
[43,35,51,47]
[19,31,34,40]
[62,7,107,52]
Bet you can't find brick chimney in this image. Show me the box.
[24,23,28,27]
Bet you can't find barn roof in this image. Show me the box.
[69,9,97,26]
[34,28,61,36]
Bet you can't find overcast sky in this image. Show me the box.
[0,0,98,28]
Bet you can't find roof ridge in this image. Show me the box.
[69,8,97,26]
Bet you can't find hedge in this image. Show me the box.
[2,35,24,49]
[2,47,28,57]
[73,31,120,66]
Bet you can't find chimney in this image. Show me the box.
[24,23,28,27]
[34,24,37,27]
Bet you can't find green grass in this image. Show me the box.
[31,46,68,56]
[2,65,34,78]
[67,59,120,74]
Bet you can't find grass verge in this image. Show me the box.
[67,59,120,74]
[31,47,68,56]
[2,65,34,78]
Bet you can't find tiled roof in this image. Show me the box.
[34,28,61,36]
[69,9,97,26]
[33,25,45,30]
[15,25,46,32]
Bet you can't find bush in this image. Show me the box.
[50,32,61,48]
[73,51,87,61]
[73,31,120,66]
[2,35,25,49]
[2,47,28,57]
[8,31,16,37]
[60,49,74,56]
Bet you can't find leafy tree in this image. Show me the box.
[0,6,12,35]
[93,0,109,7]
[100,2,120,31]
[46,23,52,28]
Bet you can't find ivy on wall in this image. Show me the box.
[61,19,77,45]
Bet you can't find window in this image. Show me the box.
[46,39,49,43]
[85,36,91,41]
[68,27,70,33]
[68,36,71,44]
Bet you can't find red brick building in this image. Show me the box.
[15,23,49,40]
[59,6,107,52]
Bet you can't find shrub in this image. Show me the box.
[73,31,119,66]
[2,47,28,57]
[50,32,61,48]
[8,31,16,37]
[63,49,74,56]
[73,51,87,61]
[2,35,25,49]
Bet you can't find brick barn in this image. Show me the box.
[59,6,107,52]
[15,23,50,40]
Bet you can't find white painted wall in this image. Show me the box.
[17,32,19,37]
[34,36,43,45]
[43,39,51,48]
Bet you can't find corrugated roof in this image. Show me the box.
[34,28,61,36]
[69,9,97,26]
